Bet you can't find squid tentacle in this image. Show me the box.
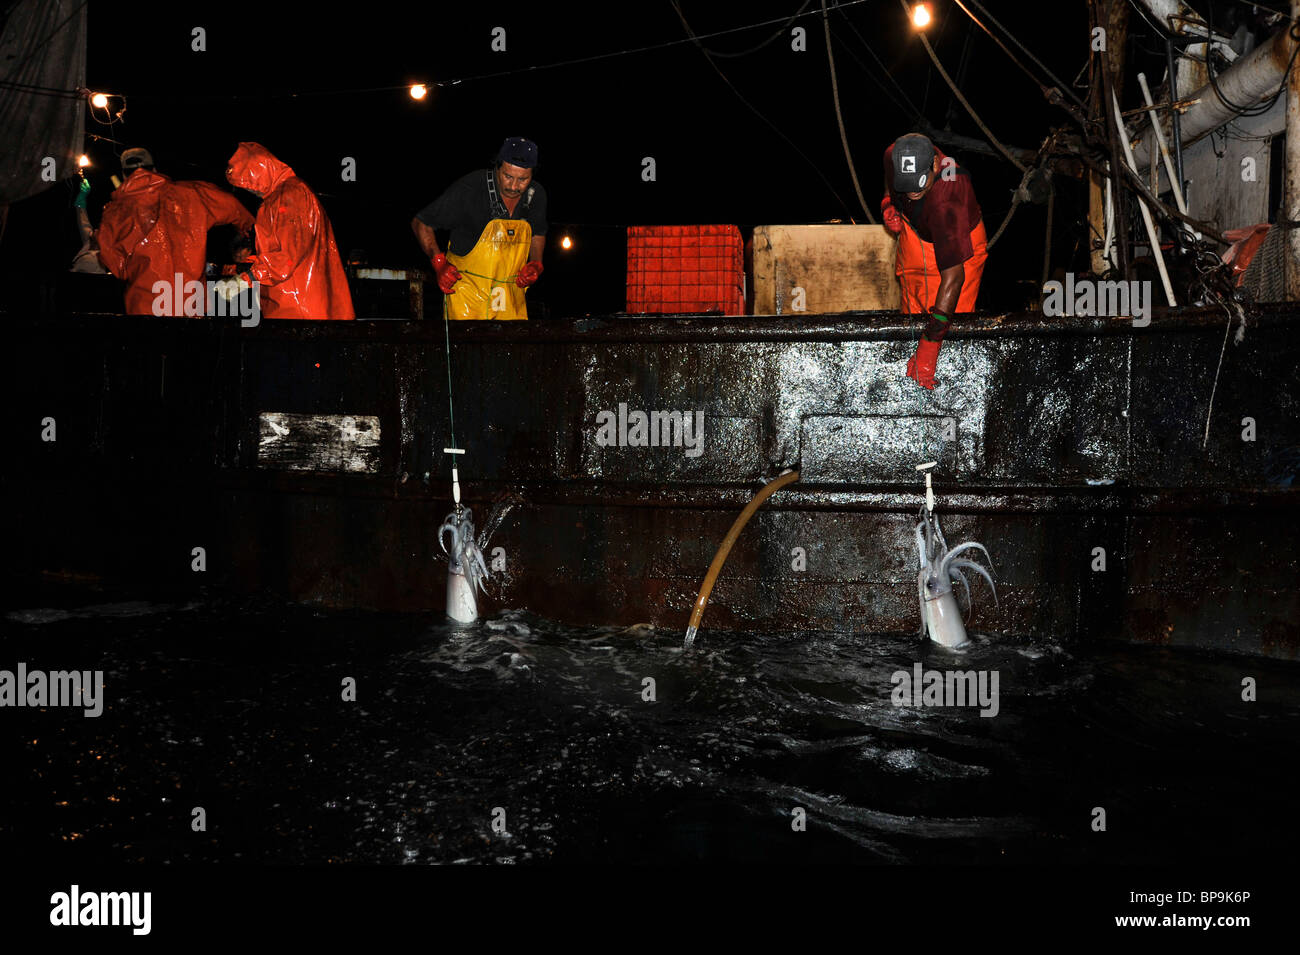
[934,520,949,563]
[946,558,998,608]
[917,571,928,639]
[439,523,460,559]
[942,540,994,568]
[469,543,490,595]
[440,507,496,603]
[951,568,972,620]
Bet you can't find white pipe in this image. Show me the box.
[1111,90,1178,307]
[1103,175,1116,270]
[1137,72,1203,243]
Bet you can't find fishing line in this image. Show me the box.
[442,295,458,456]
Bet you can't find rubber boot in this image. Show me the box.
[906,338,942,390]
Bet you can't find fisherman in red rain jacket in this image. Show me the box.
[223,142,354,320]
[96,147,254,315]
[880,133,987,390]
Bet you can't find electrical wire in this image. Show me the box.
[0,79,82,99]
[823,27,923,120]
[1151,0,1299,119]
[1202,16,1300,118]
[671,0,858,218]
[1220,118,1275,141]
[85,132,127,147]
[897,0,1028,173]
[833,4,927,121]
[821,0,875,223]
[1124,0,1172,39]
[105,0,880,103]
[693,0,815,57]
[6,1,884,104]
[963,0,1087,108]
[952,0,1086,108]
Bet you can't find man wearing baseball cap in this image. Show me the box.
[410,136,547,319]
[880,133,987,390]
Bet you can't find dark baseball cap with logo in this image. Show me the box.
[497,137,538,169]
[891,133,935,192]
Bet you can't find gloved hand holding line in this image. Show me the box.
[431,253,462,294]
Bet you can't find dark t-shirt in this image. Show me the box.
[415,169,548,256]
[883,145,982,271]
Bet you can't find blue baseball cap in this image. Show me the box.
[497,137,538,169]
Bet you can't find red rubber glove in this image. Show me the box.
[906,338,942,390]
[431,253,461,294]
[881,196,903,236]
[516,260,544,288]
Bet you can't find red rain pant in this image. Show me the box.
[895,219,988,315]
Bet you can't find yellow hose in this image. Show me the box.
[684,470,800,646]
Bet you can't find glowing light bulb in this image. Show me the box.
[90,92,108,108]
[912,3,932,28]
[560,235,573,250]
[409,84,427,100]
[77,154,90,167]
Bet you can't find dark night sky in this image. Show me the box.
[6,0,1128,315]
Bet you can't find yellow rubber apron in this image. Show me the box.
[444,218,532,320]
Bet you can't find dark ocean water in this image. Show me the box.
[2,596,1297,864]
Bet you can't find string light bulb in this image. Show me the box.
[77,154,90,167]
[560,235,573,250]
[911,3,932,28]
[409,84,428,100]
[90,92,108,108]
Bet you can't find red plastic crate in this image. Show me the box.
[626,225,745,315]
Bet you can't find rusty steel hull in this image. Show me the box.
[5,306,1298,658]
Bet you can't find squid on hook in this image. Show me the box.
[914,506,998,648]
[438,507,491,623]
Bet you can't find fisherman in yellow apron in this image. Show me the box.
[410,137,547,320]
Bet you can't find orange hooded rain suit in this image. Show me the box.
[225,142,354,320]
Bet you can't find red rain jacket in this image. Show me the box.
[96,170,254,315]
[225,142,354,320]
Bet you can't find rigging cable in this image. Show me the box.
[670,0,857,219]
[833,4,927,121]
[821,0,876,223]
[694,0,815,57]
[897,0,1028,173]
[824,28,923,119]
[959,0,1088,108]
